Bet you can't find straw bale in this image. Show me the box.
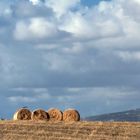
[13,108,31,120]
[63,109,80,122]
[48,108,63,121]
[31,109,49,121]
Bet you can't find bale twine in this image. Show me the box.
[47,108,63,121]
[13,108,31,120]
[63,109,80,122]
[31,109,49,121]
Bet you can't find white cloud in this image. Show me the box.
[8,96,37,103]
[33,88,48,93]
[11,87,29,92]
[14,17,58,40]
[13,0,140,44]
[66,88,81,92]
[133,0,140,4]
[8,92,51,103]
[62,15,116,39]
[45,0,80,17]
[59,12,98,39]
[29,0,40,5]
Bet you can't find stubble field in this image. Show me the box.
[0,121,140,140]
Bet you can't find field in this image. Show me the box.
[0,121,140,140]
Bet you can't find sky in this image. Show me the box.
[0,0,140,119]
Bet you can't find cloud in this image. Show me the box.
[4,87,140,117]
[0,0,140,118]
[14,17,58,40]
[29,0,40,5]
[7,88,51,106]
[8,93,51,103]
[45,0,80,17]
[8,96,37,103]
[12,0,140,44]
[117,51,140,62]
[59,5,123,40]
[0,0,140,88]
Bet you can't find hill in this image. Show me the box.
[86,108,140,121]
[0,121,140,140]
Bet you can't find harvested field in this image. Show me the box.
[0,121,140,140]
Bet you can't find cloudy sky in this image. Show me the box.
[0,0,140,119]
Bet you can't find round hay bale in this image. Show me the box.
[31,109,49,121]
[63,109,80,122]
[47,108,63,121]
[13,108,31,120]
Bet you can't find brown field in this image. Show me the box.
[0,121,140,140]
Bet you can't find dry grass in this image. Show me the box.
[0,121,140,140]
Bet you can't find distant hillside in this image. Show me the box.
[86,108,140,122]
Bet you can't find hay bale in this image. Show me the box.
[47,108,63,121]
[31,109,49,121]
[63,109,80,122]
[13,108,31,120]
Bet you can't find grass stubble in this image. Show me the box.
[0,121,140,140]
